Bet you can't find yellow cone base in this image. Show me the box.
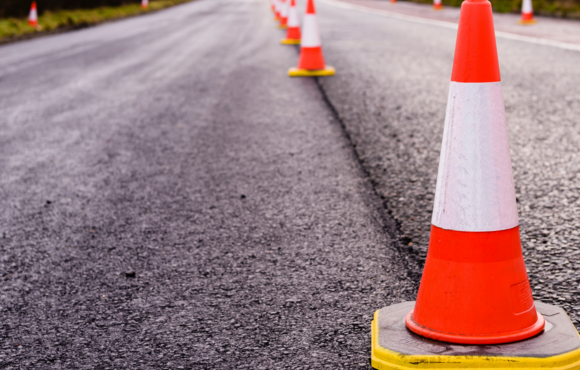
[288,66,335,77]
[372,301,580,369]
[280,38,301,45]
[518,19,537,24]
[277,24,287,29]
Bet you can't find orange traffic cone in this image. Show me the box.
[518,0,536,24]
[288,0,334,77]
[274,0,281,20]
[404,0,545,345]
[271,0,275,12]
[141,0,148,9]
[281,0,301,44]
[433,0,443,10]
[390,0,396,3]
[278,0,288,29]
[28,2,38,27]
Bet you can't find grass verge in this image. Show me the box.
[407,0,580,18]
[0,0,193,43]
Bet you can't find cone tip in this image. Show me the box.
[306,0,316,14]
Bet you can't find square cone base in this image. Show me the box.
[518,19,537,24]
[288,66,335,77]
[372,301,580,369]
[280,38,300,45]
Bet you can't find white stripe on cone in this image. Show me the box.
[142,0,148,7]
[434,0,442,6]
[522,0,533,14]
[288,1,300,27]
[301,14,321,47]
[281,0,288,18]
[29,8,37,23]
[432,82,519,232]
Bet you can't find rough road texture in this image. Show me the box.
[0,0,421,368]
[317,0,580,329]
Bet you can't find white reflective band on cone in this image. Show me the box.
[301,14,321,47]
[281,0,288,17]
[432,82,519,232]
[522,0,533,14]
[29,9,37,20]
[288,4,300,27]
[434,0,441,5]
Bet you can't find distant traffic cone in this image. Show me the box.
[28,2,38,27]
[404,0,545,345]
[288,0,334,77]
[278,0,288,29]
[274,0,281,20]
[141,0,148,9]
[518,0,536,24]
[271,0,275,12]
[281,0,301,44]
[433,0,443,10]
[390,0,396,3]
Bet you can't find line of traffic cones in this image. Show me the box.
[271,0,334,77]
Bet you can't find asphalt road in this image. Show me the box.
[0,0,420,368]
[2,0,580,368]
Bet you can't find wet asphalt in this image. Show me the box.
[2,0,580,368]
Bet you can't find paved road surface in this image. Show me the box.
[0,0,419,368]
[2,0,580,368]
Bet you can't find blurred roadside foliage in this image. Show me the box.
[0,0,191,41]
[409,0,580,18]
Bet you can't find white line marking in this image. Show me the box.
[319,0,580,52]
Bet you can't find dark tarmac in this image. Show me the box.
[0,0,419,368]
[3,0,580,368]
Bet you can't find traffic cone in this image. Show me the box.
[141,0,148,9]
[288,0,334,77]
[274,0,281,20]
[404,0,545,345]
[434,0,443,10]
[271,0,275,12]
[518,0,536,24]
[281,0,301,44]
[390,0,396,3]
[278,0,288,29]
[28,2,38,28]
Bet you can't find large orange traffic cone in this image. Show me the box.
[278,0,288,29]
[404,0,545,345]
[28,2,38,27]
[433,0,443,10]
[281,0,301,44]
[518,0,536,24]
[288,0,334,77]
[141,0,149,9]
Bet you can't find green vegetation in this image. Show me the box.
[0,0,192,43]
[408,0,580,18]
